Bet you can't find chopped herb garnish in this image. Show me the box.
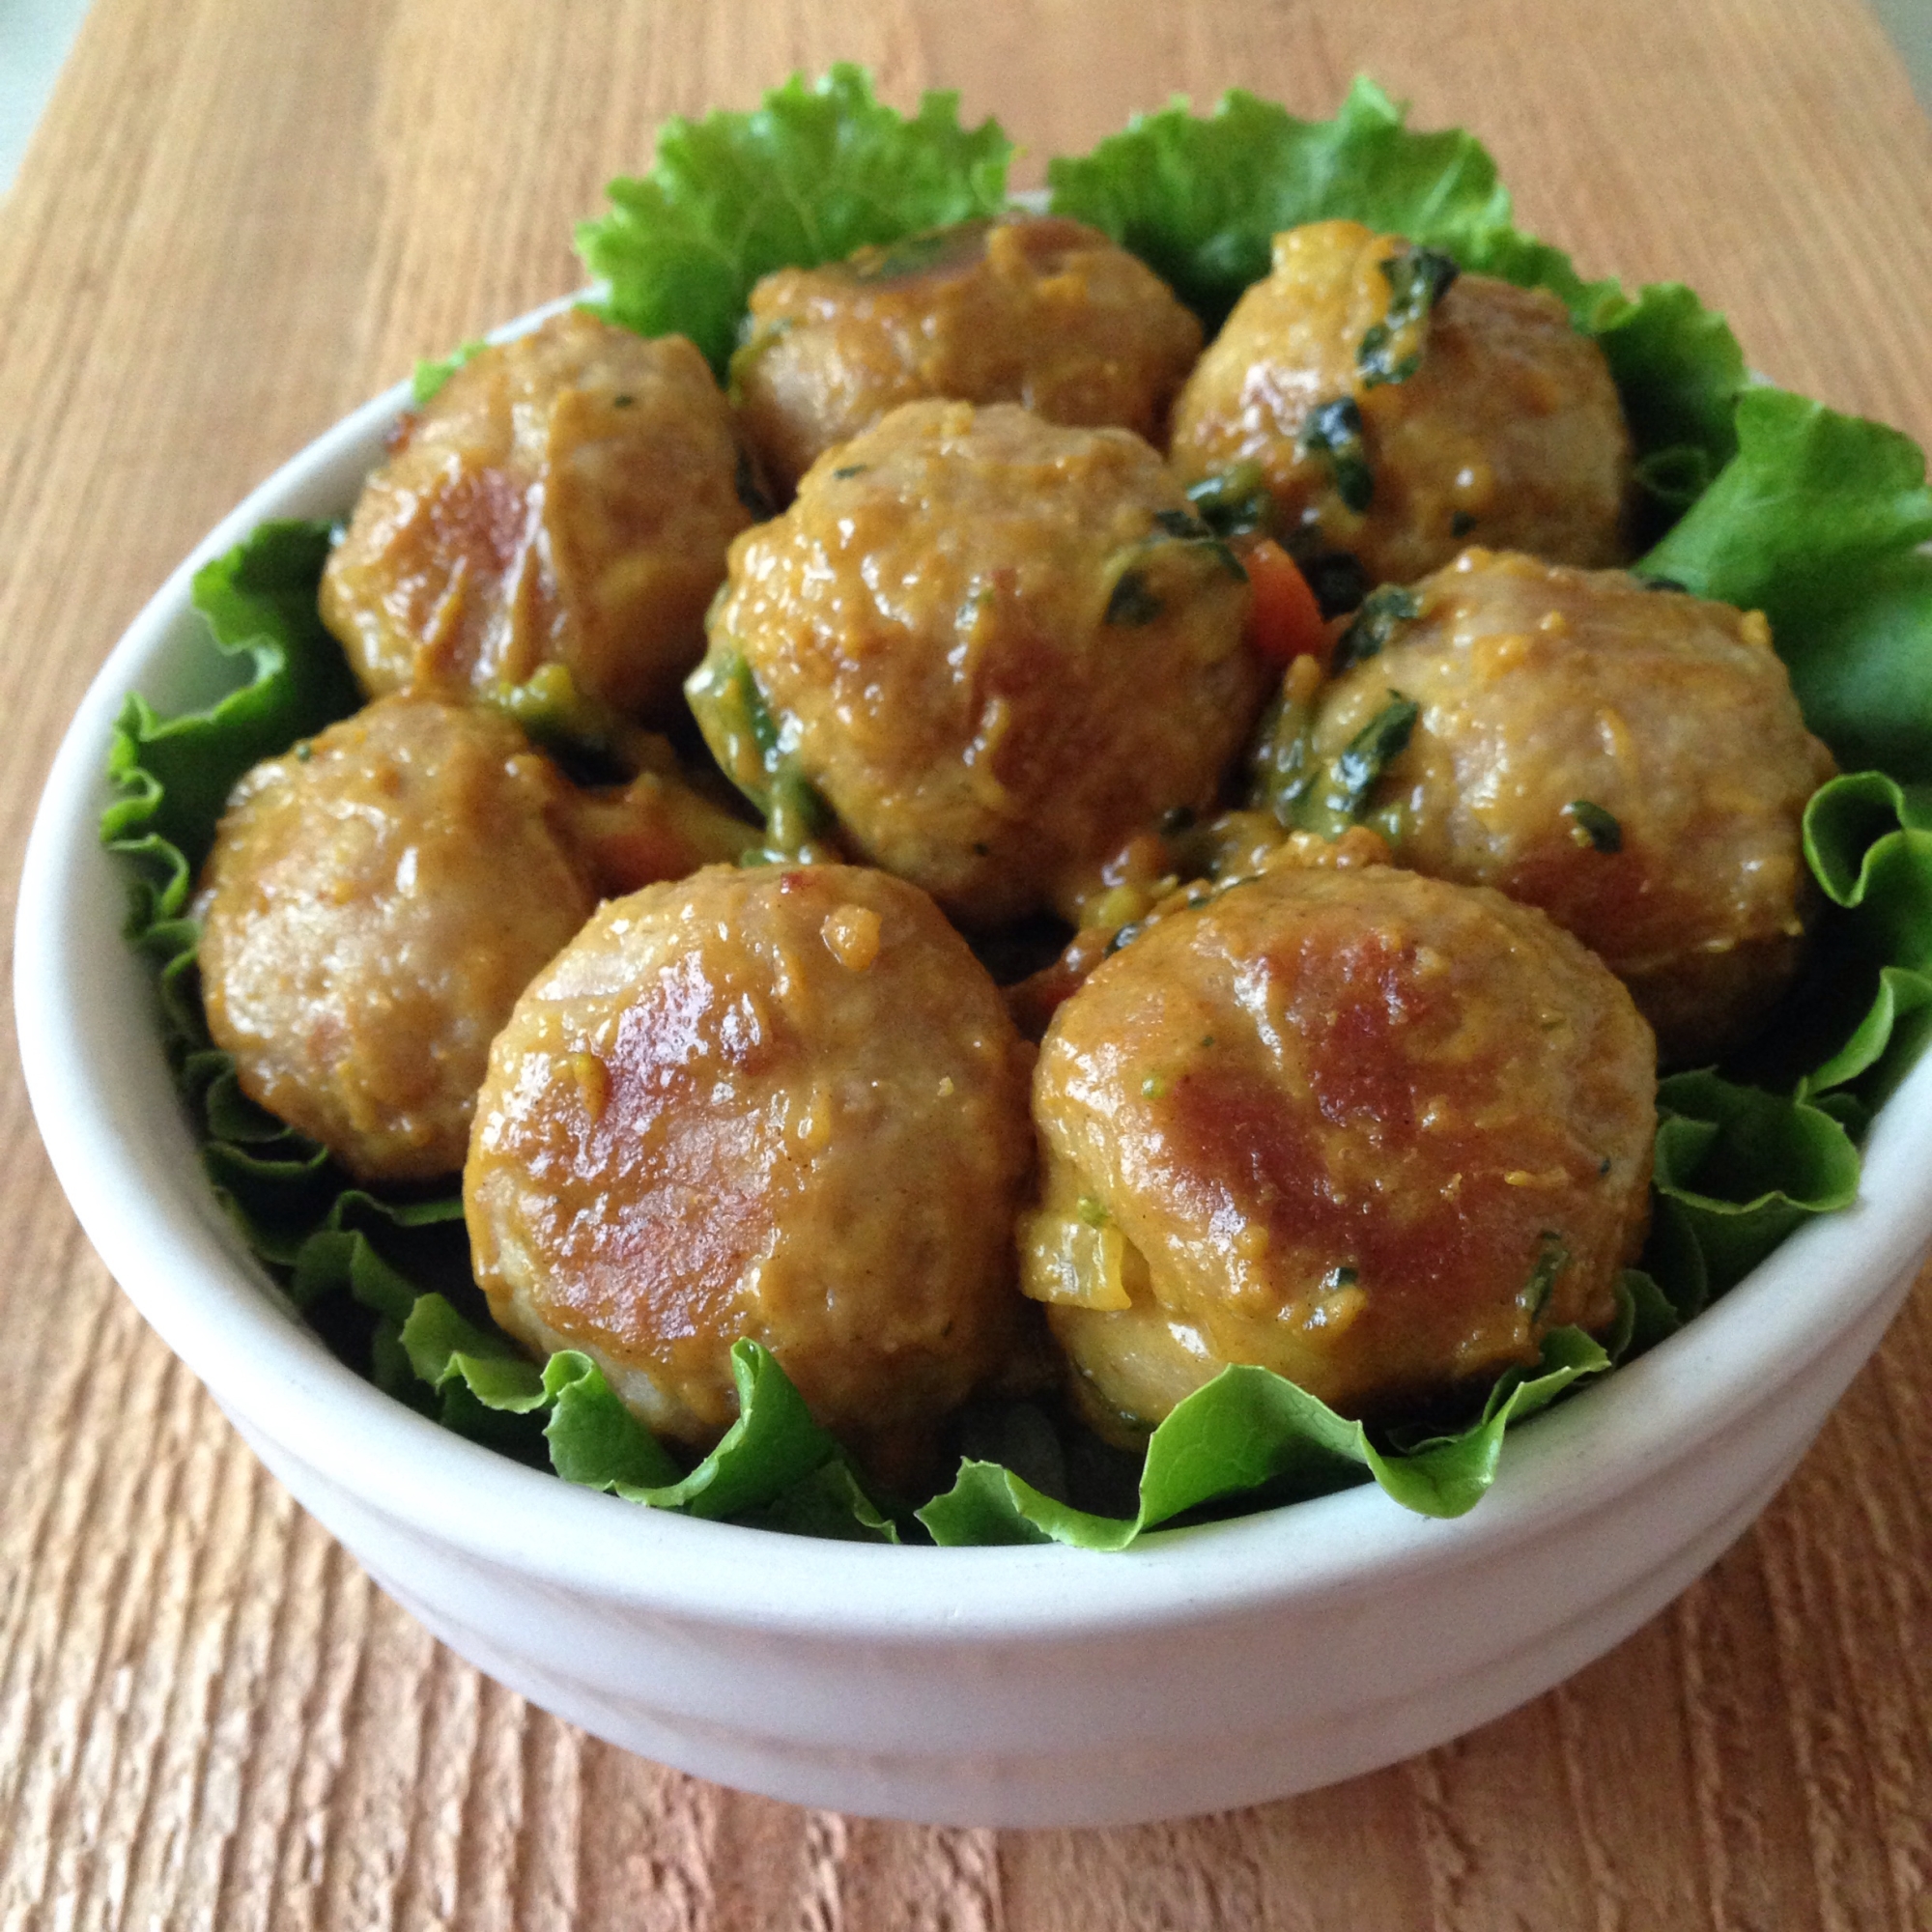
[832,464,868,479]
[1298,397,1374,513]
[293,740,312,762]
[1248,681,1319,827]
[1140,1072,1169,1100]
[612,393,635,408]
[1331,584,1420,672]
[1152,506,1210,539]
[1323,1264,1360,1291]
[1286,693,1420,841]
[1519,1234,1571,1321]
[1357,245,1459,388]
[1076,1196,1111,1229]
[1326,695,1419,819]
[1450,510,1477,538]
[1184,462,1273,540]
[1565,799,1623,852]
[1105,569,1163,626]
[1144,506,1247,580]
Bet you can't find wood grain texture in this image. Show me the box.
[2,2,1930,1925]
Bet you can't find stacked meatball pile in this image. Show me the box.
[196,210,1833,1482]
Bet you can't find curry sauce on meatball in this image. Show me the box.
[321,311,751,723]
[464,864,1036,1467]
[196,695,754,1183]
[694,399,1270,926]
[1308,548,1836,1061]
[733,213,1204,499]
[1171,219,1633,586]
[198,696,601,1182]
[1024,864,1656,1436]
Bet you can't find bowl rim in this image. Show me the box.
[18,297,1932,1646]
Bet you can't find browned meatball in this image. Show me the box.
[694,400,1270,926]
[1025,864,1655,1436]
[1170,220,1632,586]
[1308,549,1837,1061]
[196,696,753,1183]
[733,213,1204,499]
[197,696,599,1182]
[465,864,1036,1465]
[321,312,751,723]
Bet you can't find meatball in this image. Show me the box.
[694,400,1270,926]
[197,696,600,1182]
[733,213,1204,499]
[321,311,751,723]
[464,864,1036,1465]
[1170,220,1632,586]
[1308,549,1836,1061]
[1025,864,1656,1436]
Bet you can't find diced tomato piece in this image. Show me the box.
[1242,538,1328,668]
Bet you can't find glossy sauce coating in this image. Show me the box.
[321,312,751,722]
[465,864,1036,1460]
[733,213,1204,499]
[700,399,1269,926]
[1312,548,1836,1061]
[197,696,600,1182]
[1170,220,1632,585]
[1027,865,1655,1434]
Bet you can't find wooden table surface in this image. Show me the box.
[5,2,1932,1925]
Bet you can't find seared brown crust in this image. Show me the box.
[465,863,1037,1459]
[197,696,599,1182]
[1027,864,1656,1434]
[321,312,750,723]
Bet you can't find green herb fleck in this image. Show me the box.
[1565,800,1623,852]
[1185,461,1273,540]
[1357,246,1459,388]
[832,464,868,479]
[1299,397,1374,513]
[293,740,312,762]
[1323,1264,1360,1291]
[1076,1196,1111,1229]
[1331,585,1419,672]
[1106,569,1163,626]
[1140,1072,1169,1100]
[1289,693,1420,841]
[1520,1234,1571,1321]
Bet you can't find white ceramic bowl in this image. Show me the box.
[18,323,1932,1829]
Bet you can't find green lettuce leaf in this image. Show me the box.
[1651,1071,1861,1293]
[578,65,1013,375]
[1046,78,1745,488]
[1638,390,1932,776]
[919,1321,1617,1549]
[1790,773,1932,1102]
[103,521,360,876]
[1045,78,1510,332]
[412,338,488,406]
